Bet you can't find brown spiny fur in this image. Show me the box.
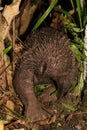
[13,28,78,121]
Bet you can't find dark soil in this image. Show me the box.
[0,84,87,130]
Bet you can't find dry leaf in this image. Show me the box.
[0,121,4,130]
[3,0,21,25]
[6,100,15,120]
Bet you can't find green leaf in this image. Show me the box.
[71,44,83,62]
[0,119,10,125]
[74,72,84,96]
[62,103,77,112]
[83,15,87,26]
[3,45,12,54]
[32,0,58,31]
[35,84,47,96]
[54,7,71,16]
[76,0,82,29]
[70,0,75,9]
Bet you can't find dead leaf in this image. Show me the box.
[3,0,21,25]
[6,100,15,120]
[0,121,4,130]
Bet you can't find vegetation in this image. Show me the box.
[33,0,87,96]
[0,0,87,129]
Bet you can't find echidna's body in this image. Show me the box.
[13,28,78,121]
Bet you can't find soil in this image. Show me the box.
[0,83,87,130]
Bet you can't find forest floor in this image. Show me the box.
[0,82,87,130]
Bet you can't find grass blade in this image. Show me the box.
[76,0,82,29]
[32,0,58,31]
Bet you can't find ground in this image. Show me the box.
[0,82,87,130]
